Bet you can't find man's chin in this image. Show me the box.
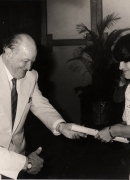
[17,73,27,79]
[125,76,130,79]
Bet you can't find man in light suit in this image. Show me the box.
[0,33,87,179]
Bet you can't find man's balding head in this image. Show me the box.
[2,33,37,79]
[3,33,37,53]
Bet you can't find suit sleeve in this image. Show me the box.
[30,71,66,134]
[0,146,26,179]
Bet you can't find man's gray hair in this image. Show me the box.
[3,33,36,52]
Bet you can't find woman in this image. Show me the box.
[95,33,130,142]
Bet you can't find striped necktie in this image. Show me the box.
[11,78,18,127]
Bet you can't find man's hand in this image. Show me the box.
[57,123,87,139]
[95,127,113,143]
[26,147,44,174]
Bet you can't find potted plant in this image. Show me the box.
[68,13,130,127]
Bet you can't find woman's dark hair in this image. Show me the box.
[113,33,130,63]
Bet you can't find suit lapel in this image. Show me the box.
[0,57,12,127]
[13,74,31,133]
[0,56,33,133]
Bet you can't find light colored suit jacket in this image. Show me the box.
[0,56,64,179]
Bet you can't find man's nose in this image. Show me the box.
[119,61,125,70]
[26,62,32,71]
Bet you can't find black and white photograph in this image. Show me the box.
[0,0,130,179]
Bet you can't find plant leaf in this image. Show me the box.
[97,13,120,37]
[76,23,99,47]
[76,23,88,34]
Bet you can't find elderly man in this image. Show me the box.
[0,33,87,179]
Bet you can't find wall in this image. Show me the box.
[47,0,90,39]
[46,0,91,123]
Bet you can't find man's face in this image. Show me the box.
[6,43,37,79]
[119,61,130,79]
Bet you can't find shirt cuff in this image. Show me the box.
[0,153,26,180]
[53,119,66,135]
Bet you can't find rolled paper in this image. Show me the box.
[71,124,129,143]
[71,124,98,136]
[113,137,129,143]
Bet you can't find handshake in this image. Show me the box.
[71,124,129,143]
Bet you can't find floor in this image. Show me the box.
[17,112,130,179]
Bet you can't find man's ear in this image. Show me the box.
[4,48,13,60]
